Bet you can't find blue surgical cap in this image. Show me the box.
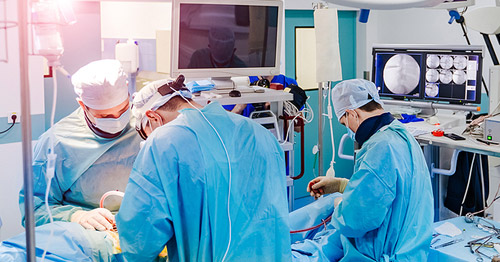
[132,79,192,131]
[332,79,383,121]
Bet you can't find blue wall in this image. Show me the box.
[285,10,357,199]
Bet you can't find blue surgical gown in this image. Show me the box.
[116,102,291,262]
[19,108,142,225]
[332,120,433,261]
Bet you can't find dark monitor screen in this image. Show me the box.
[178,4,279,70]
[372,46,483,104]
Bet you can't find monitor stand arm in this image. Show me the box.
[482,33,500,66]
[211,77,235,90]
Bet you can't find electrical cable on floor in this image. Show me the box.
[0,115,17,134]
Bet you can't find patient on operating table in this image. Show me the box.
[0,191,169,262]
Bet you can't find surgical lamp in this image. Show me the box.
[323,0,447,22]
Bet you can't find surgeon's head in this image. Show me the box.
[132,75,201,140]
[208,27,236,68]
[332,79,385,134]
[72,59,131,138]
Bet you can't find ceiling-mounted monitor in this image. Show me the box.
[372,45,483,104]
[170,0,283,81]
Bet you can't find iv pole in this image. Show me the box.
[18,0,36,260]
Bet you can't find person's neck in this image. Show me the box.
[180,101,203,110]
[357,109,385,126]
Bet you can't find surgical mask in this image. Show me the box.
[93,107,131,135]
[345,112,357,142]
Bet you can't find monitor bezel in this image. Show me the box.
[371,44,484,105]
[170,0,283,79]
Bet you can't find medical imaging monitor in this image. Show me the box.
[372,45,483,104]
[170,0,283,79]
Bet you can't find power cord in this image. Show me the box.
[0,115,17,134]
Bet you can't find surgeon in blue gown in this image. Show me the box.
[19,59,142,230]
[303,79,434,261]
[116,77,291,261]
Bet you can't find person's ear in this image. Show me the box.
[76,98,86,110]
[145,110,161,123]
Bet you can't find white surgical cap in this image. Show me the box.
[132,79,193,130]
[72,59,128,110]
[332,79,383,121]
[208,27,235,64]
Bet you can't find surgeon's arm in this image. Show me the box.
[19,160,83,226]
[116,161,173,261]
[332,164,396,238]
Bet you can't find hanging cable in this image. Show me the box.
[41,66,59,262]
[280,100,314,146]
[290,215,332,234]
[169,85,233,262]
[479,156,486,214]
[460,153,477,216]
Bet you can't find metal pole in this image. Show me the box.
[482,33,499,65]
[318,82,324,177]
[18,0,36,260]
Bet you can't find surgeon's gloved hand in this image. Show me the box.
[71,208,115,231]
[307,177,349,199]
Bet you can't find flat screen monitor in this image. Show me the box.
[372,45,483,104]
[170,0,283,79]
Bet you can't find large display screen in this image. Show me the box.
[177,4,279,70]
[372,46,483,104]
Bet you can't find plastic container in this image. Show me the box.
[31,1,64,66]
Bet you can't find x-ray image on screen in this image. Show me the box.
[423,54,480,101]
[372,45,483,104]
[373,52,423,98]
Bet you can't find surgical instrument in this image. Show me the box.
[433,238,464,249]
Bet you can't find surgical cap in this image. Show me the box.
[208,27,235,64]
[72,59,128,110]
[332,79,383,121]
[132,79,193,130]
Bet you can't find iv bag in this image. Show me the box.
[32,1,64,66]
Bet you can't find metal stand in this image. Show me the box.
[18,0,36,260]
[483,33,500,66]
[317,82,324,177]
